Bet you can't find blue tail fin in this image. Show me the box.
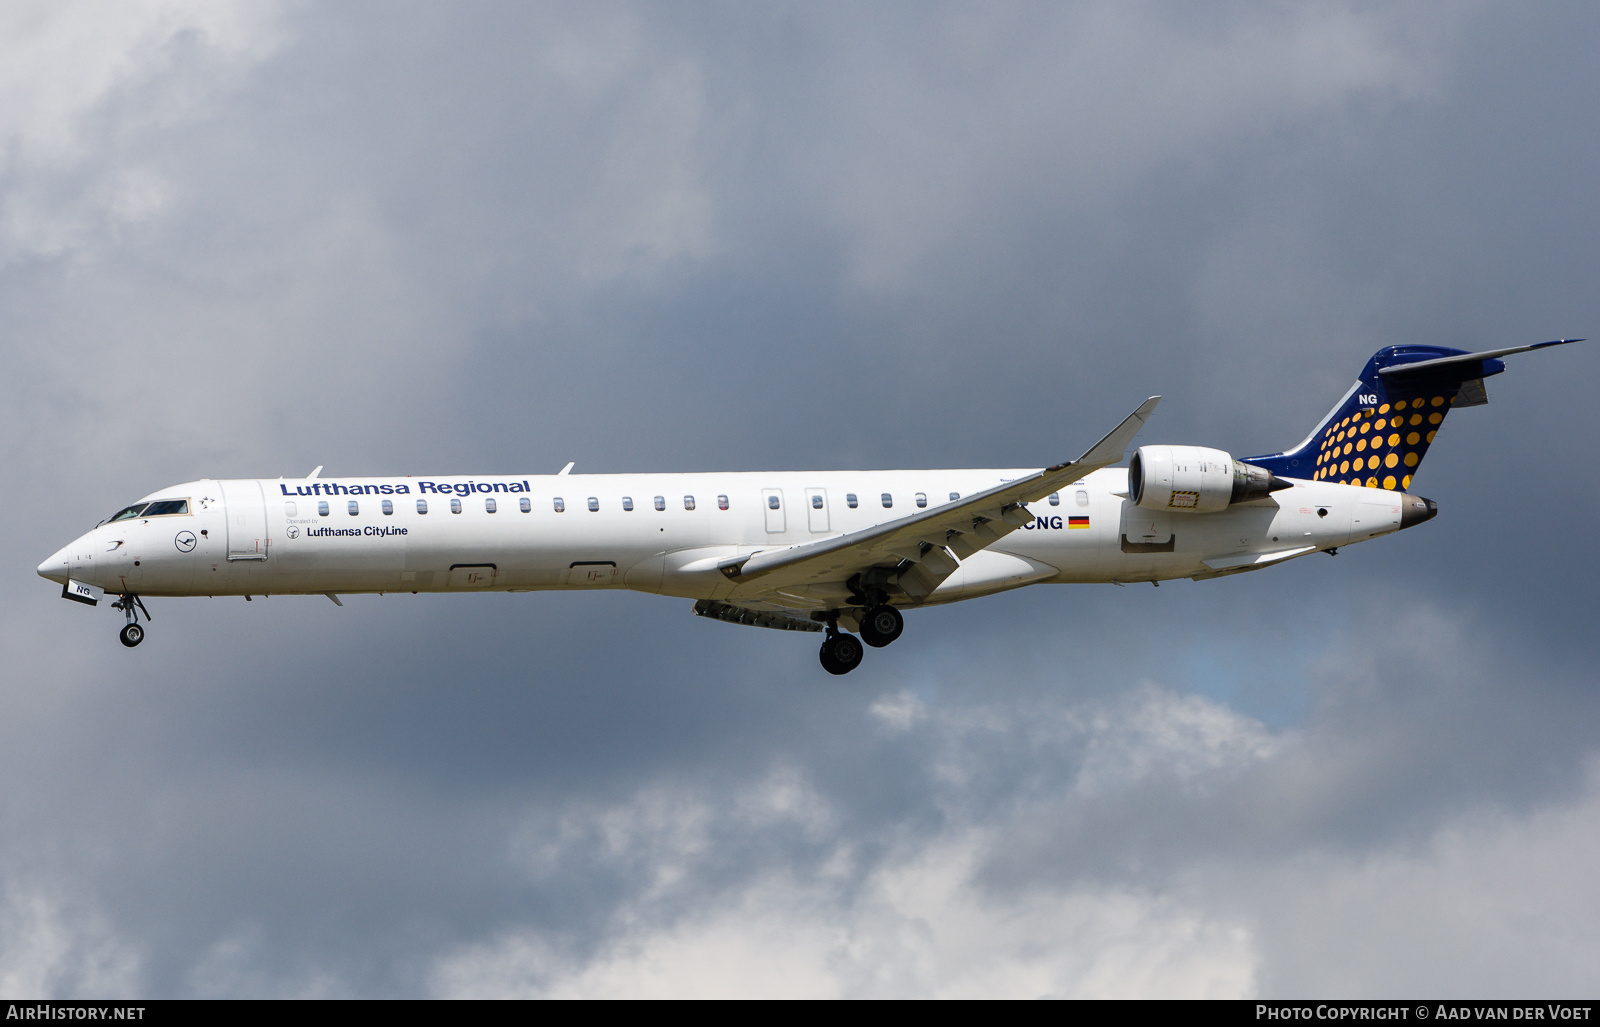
[1246,340,1581,489]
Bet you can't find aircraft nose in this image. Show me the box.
[38,546,71,584]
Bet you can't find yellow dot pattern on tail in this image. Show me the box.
[1311,394,1454,486]
[1236,341,1581,490]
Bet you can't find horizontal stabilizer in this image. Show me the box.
[1379,338,1582,379]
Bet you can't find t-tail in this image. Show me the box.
[1245,339,1582,489]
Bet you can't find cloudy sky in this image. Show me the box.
[3,0,1598,998]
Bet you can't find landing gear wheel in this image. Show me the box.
[119,623,145,648]
[819,632,864,675]
[859,605,903,648]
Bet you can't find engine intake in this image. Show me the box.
[1128,445,1291,513]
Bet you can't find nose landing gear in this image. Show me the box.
[112,594,150,648]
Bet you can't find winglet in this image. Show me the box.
[1048,396,1161,472]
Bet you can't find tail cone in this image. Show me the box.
[1399,495,1437,530]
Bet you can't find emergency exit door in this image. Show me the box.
[762,489,785,533]
[804,488,829,532]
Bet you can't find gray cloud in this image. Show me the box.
[3,0,1597,997]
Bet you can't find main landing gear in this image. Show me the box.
[859,605,903,648]
[112,594,150,648]
[817,604,904,675]
[818,630,864,676]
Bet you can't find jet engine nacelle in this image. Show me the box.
[1128,445,1288,513]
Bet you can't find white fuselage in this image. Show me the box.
[38,469,1408,609]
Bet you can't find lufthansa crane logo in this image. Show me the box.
[174,530,197,552]
[286,525,300,539]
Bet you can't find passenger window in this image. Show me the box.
[348,500,359,516]
[450,498,462,514]
[108,504,148,522]
[717,495,729,510]
[284,502,297,517]
[768,495,781,510]
[623,497,634,511]
[949,492,960,502]
[143,499,189,516]
[382,499,393,516]
[417,499,428,514]
[520,497,531,513]
[1075,490,1089,507]
[587,497,599,512]
[654,496,666,511]
[811,495,823,509]
[915,492,927,508]
[881,493,893,508]
[846,493,858,508]
[684,495,696,511]
[485,498,497,513]
[553,497,565,512]
[1048,493,1060,506]
[318,501,330,517]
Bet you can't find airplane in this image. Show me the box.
[38,340,1578,674]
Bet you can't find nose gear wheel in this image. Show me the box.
[111,594,150,647]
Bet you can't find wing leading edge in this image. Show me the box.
[719,397,1161,601]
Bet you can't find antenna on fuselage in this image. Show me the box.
[307,465,323,478]
[558,462,574,475]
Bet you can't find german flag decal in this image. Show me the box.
[1068,516,1090,529]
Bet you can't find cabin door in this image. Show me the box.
[220,479,268,561]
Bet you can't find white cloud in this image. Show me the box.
[1240,759,1600,997]
[431,667,1600,997]
[0,0,287,264]
[433,831,1257,999]
[433,686,1274,997]
[1072,682,1286,796]
[0,883,141,997]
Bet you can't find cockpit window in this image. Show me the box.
[108,504,148,522]
[141,499,189,517]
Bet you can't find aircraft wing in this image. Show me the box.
[720,397,1160,600]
